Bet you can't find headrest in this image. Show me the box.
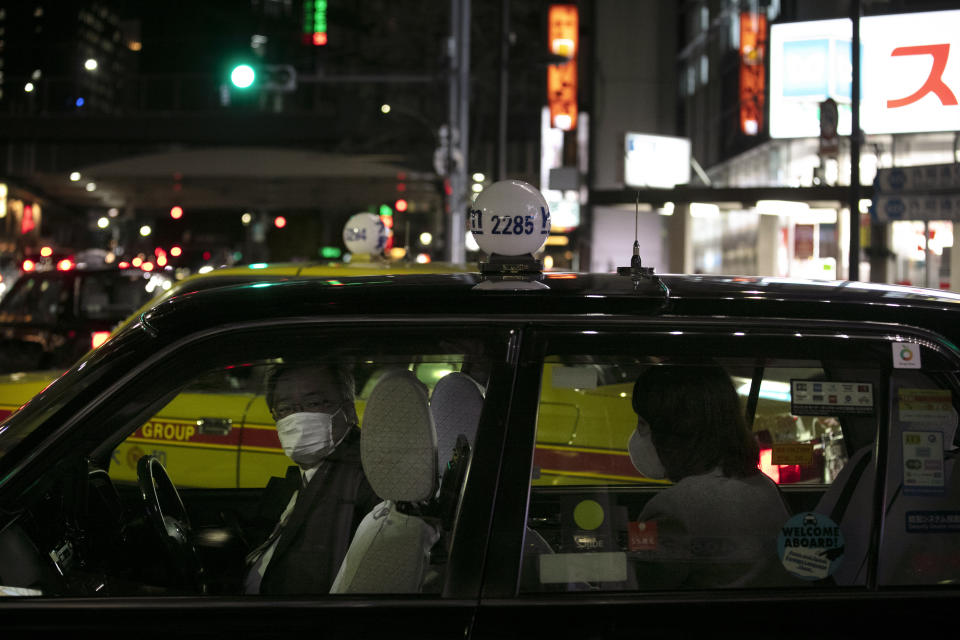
[430,372,484,470]
[361,369,438,502]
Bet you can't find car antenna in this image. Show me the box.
[617,192,655,279]
[616,193,671,304]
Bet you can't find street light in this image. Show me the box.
[84,58,98,71]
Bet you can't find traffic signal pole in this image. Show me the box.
[447,0,470,265]
[848,1,861,281]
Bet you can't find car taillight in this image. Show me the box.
[57,258,75,271]
[758,448,779,484]
[91,331,110,349]
[22,259,36,272]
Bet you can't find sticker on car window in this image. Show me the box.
[790,380,874,416]
[551,366,598,390]
[905,511,960,533]
[898,388,954,424]
[538,552,627,583]
[902,430,945,496]
[893,342,921,369]
[777,512,844,580]
[771,442,814,465]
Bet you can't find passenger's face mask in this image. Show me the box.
[275,408,343,467]
[628,417,666,480]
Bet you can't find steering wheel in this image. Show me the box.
[137,455,206,592]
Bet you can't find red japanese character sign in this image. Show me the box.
[861,9,960,134]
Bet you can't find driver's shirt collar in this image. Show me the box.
[302,465,320,486]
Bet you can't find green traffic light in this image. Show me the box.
[230,64,256,89]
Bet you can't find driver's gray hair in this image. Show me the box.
[264,362,355,412]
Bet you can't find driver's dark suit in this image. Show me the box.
[245,427,378,594]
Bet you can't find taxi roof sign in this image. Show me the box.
[469,180,551,262]
[343,212,388,256]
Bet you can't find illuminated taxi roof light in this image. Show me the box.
[469,179,551,258]
[343,212,387,255]
[248,263,268,269]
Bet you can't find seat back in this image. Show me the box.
[431,372,484,472]
[812,445,874,585]
[330,370,439,594]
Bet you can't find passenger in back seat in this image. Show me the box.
[628,365,794,588]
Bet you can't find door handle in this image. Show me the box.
[196,417,233,436]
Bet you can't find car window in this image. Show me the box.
[79,271,169,320]
[519,328,960,593]
[0,275,65,323]
[878,368,960,586]
[0,324,504,599]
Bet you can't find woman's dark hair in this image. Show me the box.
[632,365,759,481]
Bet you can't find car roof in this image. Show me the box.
[137,272,960,349]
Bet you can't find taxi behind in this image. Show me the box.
[0,181,958,638]
[0,259,171,374]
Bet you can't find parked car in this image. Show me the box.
[0,184,958,636]
[0,265,172,373]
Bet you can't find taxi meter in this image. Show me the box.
[469,180,551,274]
[343,212,389,255]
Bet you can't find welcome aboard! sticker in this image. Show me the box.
[777,512,845,580]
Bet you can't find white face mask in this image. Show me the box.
[628,418,667,480]
[275,409,342,467]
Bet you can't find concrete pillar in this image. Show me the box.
[756,215,780,276]
[667,203,693,273]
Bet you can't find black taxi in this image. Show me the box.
[0,181,958,637]
[0,264,173,374]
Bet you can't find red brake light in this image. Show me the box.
[22,259,36,272]
[91,331,110,349]
[758,448,779,484]
[57,258,75,271]
[118,261,130,269]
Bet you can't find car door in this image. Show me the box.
[0,319,514,637]
[474,318,960,638]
